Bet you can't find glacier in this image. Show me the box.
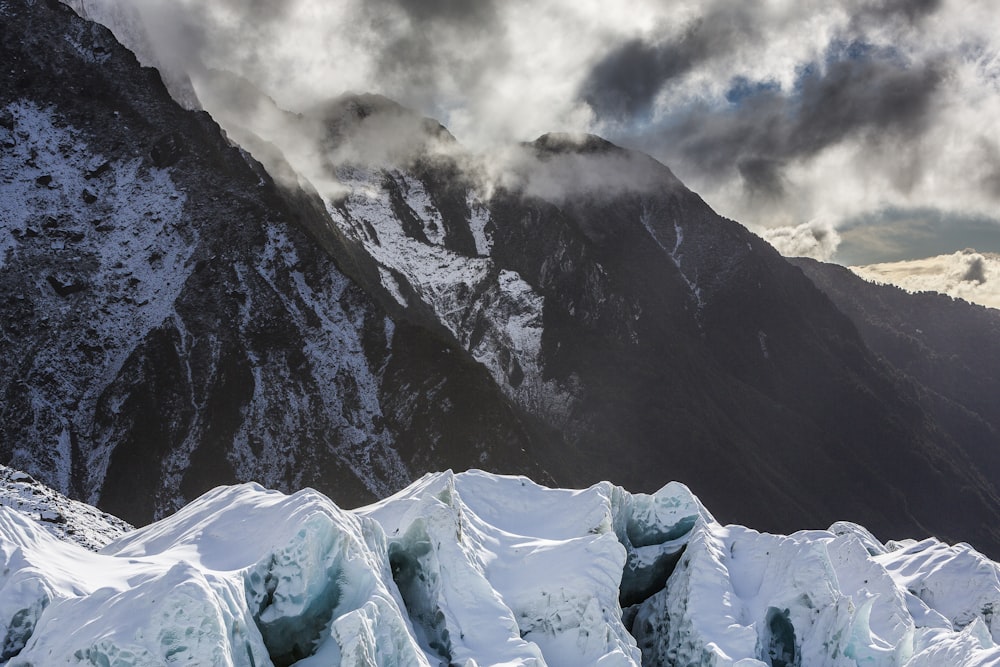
[1,469,999,667]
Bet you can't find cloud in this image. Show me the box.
[607,48,952,229]
[851,250,1000,309]
[358,0,507,118]
[580,3,762,121]
[480,133,683,203]
[851,0,942,25]
[642,55,943,174]
[761,219,842,261]
[69,0,1000,265]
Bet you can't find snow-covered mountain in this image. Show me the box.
[217,92,1000,555]
[3,0,1000,563]
[0,0,549,526]
[2,469,1000,667]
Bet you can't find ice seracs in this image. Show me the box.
[1,469,1000,666]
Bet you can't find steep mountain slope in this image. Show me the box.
[791,258,1000,431]
[3,471,1000,667]
[791,257,1000,482]
[0,0,547,525]
[263,99,1000,553]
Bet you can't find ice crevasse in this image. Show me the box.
[1,469,999,666]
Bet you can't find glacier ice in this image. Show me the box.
[1,469,1000,666]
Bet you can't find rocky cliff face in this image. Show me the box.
[3,0,1000,557]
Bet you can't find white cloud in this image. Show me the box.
[760,219,842,261]
[851,250,1000,310]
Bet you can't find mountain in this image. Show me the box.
[2,0,1000,559]
[2,469,1000,666]
[268,99,1000,552]
[0,0,549,526]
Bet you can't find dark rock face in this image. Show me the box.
[791,258,1000,433]
[4,0,1000,557]
[480,146,1000,553]
[0,0,544,525]
[792,257,1000,519]
[285,96,1000,552]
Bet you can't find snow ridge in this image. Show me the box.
[2,470,999,667]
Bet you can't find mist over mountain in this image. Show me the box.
[0,0,551,526]
[63,0,1000,270]
[2,0,1000,562]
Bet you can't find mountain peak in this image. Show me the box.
[531,131,622,155]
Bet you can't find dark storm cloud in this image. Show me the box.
[128,0,307,82]
[737,157,787,199]
[962,254,987,284]
[580,4,762,120]
[631,54,947,198]
[380,0,499,26]
[853,0,943,25]
[360,0,504,113]
[793,56,945,154]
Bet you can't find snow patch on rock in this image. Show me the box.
[326,168,574,420]
[0,464,131,551]
[467,192,493,256]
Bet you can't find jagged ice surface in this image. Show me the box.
[1,470,999,666]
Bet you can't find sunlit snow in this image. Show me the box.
[2,470,999,666]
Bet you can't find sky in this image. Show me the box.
[78,0,1000,304]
